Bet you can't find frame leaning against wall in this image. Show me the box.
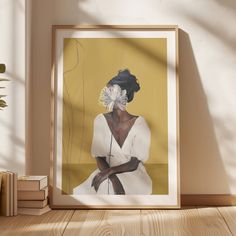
[50,25,180,209]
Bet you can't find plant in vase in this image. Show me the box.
[0,64,8,109]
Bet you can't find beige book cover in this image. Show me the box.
[18,198,48,209]
[0,172,4,215]
[17,205,51,216]
[0,173,2,190]
[18,187,48,200]
[7,172,13,216]
[18,176,48,191]
[13,173,18,215]
[0,172,10,216]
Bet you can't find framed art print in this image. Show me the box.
[50,25,180,209]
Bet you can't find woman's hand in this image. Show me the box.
[94,156,125,194]
[91,168,113,192]
[129,157,141,170]
[92,156,140,192]
[111,177,125,194]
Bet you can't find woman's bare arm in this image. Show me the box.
[92,157,140,191]
[95,156,110,170]
[94,156,125,194]
[110,157,140,175]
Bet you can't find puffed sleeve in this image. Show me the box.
[91,114,107,158]
[131,117,151,163]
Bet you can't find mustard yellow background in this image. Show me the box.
[62,38,168,194]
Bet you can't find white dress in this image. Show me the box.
[73,114,152,195]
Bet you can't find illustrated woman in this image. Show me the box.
[73,69,152,195]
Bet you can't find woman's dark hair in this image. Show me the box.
[107,69,140,102]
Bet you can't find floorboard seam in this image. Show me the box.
[140,209,143,236]
[216,208,233,236]
[62,210,75,236]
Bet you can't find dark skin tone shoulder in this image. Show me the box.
[91,108,141,193]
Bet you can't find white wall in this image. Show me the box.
[0,0,26,175]
[29,0,236,194]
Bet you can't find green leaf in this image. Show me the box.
[0,99,6,103]
[0,78,9,81]
[0,99,7,108]
[0,64,6,73]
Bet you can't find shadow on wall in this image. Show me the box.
[175,0,236,53]
[29,0,170,175]
[51,0,97,24]
[179,29,230,194]
[214,0,236,13]
[0,0,25,174]
[29,0,232,194]
[29,0,101,175]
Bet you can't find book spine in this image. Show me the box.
[18,187,48,200]
[6,173,10,216]
[18,198,48,208]
[13,173,18,216]
[0,171,17,216]
[0,173,10,216]
[17,181,39,191]
[9,172,13,216]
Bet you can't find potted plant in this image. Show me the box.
[0,64,8,109]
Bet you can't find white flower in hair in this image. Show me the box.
[100,84,128,111]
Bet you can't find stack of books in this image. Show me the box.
[17,176,51,215]
[0,170,17,216]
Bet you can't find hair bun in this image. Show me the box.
[108,69,140,102]
[118,69,140,92]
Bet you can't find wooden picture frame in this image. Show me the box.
[50,25,180,209]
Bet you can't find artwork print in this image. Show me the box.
[51,26,180,208]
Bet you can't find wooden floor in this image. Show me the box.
[0,207,236,235]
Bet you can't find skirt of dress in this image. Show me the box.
[73,164,152,195]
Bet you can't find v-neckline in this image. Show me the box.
[102,114,140,150]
